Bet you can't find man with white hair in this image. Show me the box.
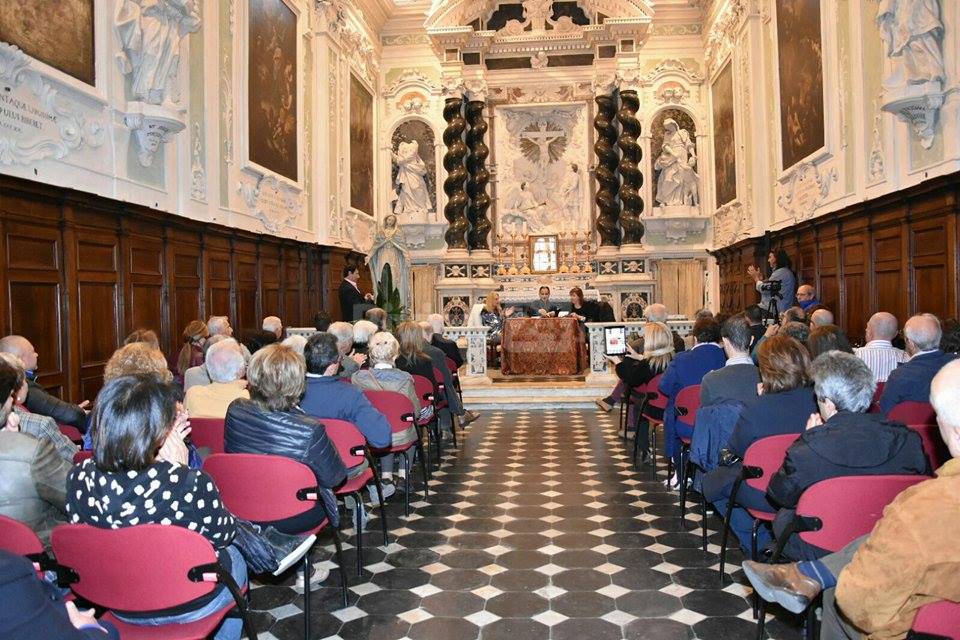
[327,321,364,378]
[183,339,249,418]
[854,311,908,383]
[809,308,834,327]
[426,313,463,368]
[207,315,252,362]
[352,320,379,357]
[742,359,960,638]
[0,335,88,431]
[262,316,283,339]
[879,313,957,415]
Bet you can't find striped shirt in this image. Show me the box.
[854,340,909,383]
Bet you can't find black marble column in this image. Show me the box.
[617,89,644,244]
[593,93,622,246]
[465,100,492,250]
[442,97,469,250]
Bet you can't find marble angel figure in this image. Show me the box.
[654,118,700,207]
[367,214,411,310]
[393,139,432,217]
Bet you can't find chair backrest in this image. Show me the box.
[431,367,447,393]
[363,389,417,435]
[190,417,226,454]
[907,423,951,470]
[445,357,459,374]
[911,600,960,638]
[675,384,702,427]
[321,419,367,468]
[0,515,44,557]
[72,450,93,464]
[743,433,801,492]
[645,374,668,411]
[888,401,937,426]
[795,474,929,553]
[57,424,83,444]
[411,374,435,405]
[203,453,318,522]
[868,382,886,414]
[51,523,219,612]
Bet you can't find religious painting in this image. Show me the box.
[777,0,825,170]
[350,74,374,215]
[711,61,737,207]
[390,120,436,222]
[650,108,698,208]
[248,0,298,182]
[0,0,95,85]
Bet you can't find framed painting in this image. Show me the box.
[776,0,825,171]
[0,0,95,85]
[350,74,374,215]
[248,0,298,182]
[711,60,737,208]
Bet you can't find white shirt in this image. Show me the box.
[854,340,909,383]
[725,355,755,367]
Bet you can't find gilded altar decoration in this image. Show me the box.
[776,0,825,170]
[0,0,95,85]
[350,74,374,214]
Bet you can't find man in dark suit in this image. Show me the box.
[0,336,88,431]
[700,314,761,407]
[338,265,374,321]
[427,314,463,368]
[879,314,957,415]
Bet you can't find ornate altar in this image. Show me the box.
[501,317,587,376]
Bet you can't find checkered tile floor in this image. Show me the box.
[245,410,802,639]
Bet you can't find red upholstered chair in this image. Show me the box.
[57,424,83,444]
[445,356,463,399]
[631,374,668,471]
[868,382,886,414]
[907,423,951,471]
[72,450,93,464]
[362,389,429,516]
[674,385,705,542]
[188,417,226,455]
[412,374,442,468]
[51,523,256,640]
[909,601,960,639]
[203,453,347,637]
[432,366,457,447]
[718,433,800,581]
[322,418,389,572]
[888,401,937,426]
[0,514,52,577]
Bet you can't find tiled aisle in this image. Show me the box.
[246,410,801,639]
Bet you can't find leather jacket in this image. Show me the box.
[0,431,70,543]
[24,378,87,430]
[224,399,347,527]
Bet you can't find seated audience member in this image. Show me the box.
[766,351,929,561]
[123,328,160,349]
[365,307,389,332]
[427,313,464,368]
[351,332,424,495]
[879,313,957,415]
[0,549,120,639]
[607,322,675,456]
[0,335,88,431]
[176,320,209,378]
[69,374,245,638]
[700,314,760,407]
[527,286,559,317]
[418,321,478,426]
[240,329,278,355]
[225,343,347,542]
[184,335,230,391]
[702,335,816,552]
[809,308,834,327]
[744,305,767,351]
[328,321,364,377]
[352,320,378,357]
[479,292,516,347]
[208,315,252,361]
[660,318,726,484]
[807,324,853,359]
[313,310,333,333]
[782,306,806,325]
[751,319,811,362]
[796,284,820,311]
[939,317,960,355]
[397,321,441,393]
[184,340,249,418]
[742,359,960,639]
[0,353,77,463]
[300,334,391,451]
[281,334,308,357]
[854,311,909,383]
[262,315,283,340]
[0,360,71,543]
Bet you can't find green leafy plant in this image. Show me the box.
[374,263,406,328]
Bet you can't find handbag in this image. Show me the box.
[232,519,316,576]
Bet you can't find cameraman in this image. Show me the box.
[747,250,797,317]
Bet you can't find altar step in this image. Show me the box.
[461,380,611,410]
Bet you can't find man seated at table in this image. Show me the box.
[526,286,559,318]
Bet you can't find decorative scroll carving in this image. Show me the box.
[593,94,621,246]
[442,97,469,249]
[465,100,492,250]
[616,90,644,245]
[777,161,838,223]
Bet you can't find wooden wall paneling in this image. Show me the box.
[260,242,281,321]
[233,239,260,332]
[326,248,349,321]
[167,227,204,355]
[910,214,955,320]
[122,216,167,347]
[870,209,908,325]
[282,245,305,325]
[204,235,234,325]
[840,216,869,339]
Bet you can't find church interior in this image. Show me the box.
[1,1,960,639]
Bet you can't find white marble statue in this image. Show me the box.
[559,163,581,227]
[877,0,945,90]
[367,214,411,308]
[115,0,202,105]
[392,139,432,217]
[654,118,700,208]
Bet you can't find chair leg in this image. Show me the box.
[368,460,390,547]
[302,553,312,638]
[755,600,767,639]
[718,484,740,583]
[402,454,411,517]
[330,528,349,609]
[354,491,363,576]
[678,447,689,527]
[432,420,442,468]
[750,518,761,561]
[416,441,429,502]
[650,421,658,476]
[450,413,458,448]
[700,488,708,554]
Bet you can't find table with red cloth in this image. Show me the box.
[500,317,588,376]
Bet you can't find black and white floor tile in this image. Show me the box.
[245,410,802,640]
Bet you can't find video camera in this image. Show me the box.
[759,279,782,297]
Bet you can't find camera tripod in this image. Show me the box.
[764,295,782,326]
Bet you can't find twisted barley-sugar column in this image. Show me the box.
[593,93,622,246]
[617,89,645,244]
[442,97,470,250]
[465,100,492,250]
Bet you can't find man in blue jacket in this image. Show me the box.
[879,314,957,415]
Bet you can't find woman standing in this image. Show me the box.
[747,250,797,319]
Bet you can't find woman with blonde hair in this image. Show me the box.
[395,321,438,392]
[176,320,209,377]
[479,292,515,345]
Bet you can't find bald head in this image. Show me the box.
[904,314,942,355]
[797,284,816,303]
[0,335,37,371]
[262,316,282,338]
[810,308,834,327]
[931,359,960,459]
[644,303,668,323]
[866,312,898,342]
